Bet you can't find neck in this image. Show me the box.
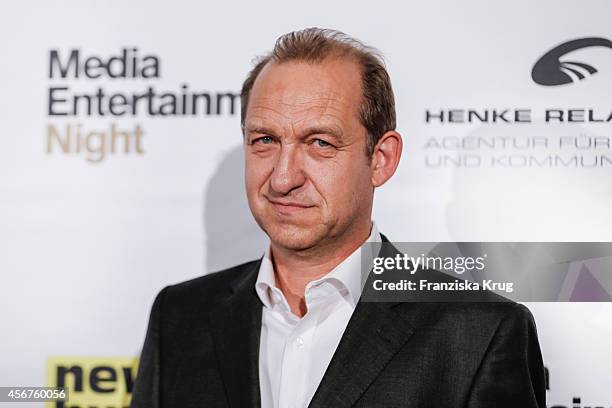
[270,220,372,317]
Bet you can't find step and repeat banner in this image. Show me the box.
[1,0,611,407]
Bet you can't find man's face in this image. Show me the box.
[243,58,375,252]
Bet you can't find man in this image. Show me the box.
[131,28,546,407]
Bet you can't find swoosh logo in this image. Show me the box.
[531,37,612,86]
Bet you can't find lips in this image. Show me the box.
[267,199,314,214]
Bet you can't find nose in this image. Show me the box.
[269,143,306,195]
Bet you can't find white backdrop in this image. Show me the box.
[1,1,611,407]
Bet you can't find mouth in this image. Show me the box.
[267,199,314,215]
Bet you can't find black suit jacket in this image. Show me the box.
[131,236,546,407]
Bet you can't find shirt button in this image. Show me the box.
[296,337,304,347]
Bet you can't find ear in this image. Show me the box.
[370,130,403,187]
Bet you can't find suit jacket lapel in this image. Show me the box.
[209,260,262,408]
[308,300,415,408]
[309,235,422,408]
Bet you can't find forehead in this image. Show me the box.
[245,58,363,129]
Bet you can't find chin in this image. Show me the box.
[264,223,325,251]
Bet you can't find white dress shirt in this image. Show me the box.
[255,222,381,408]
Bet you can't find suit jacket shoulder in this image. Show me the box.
[131,259,263,408]
[162,259,261,316]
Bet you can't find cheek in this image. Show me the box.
[244,156,270,195]
[308,156,371,209]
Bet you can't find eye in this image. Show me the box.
[314,138,332,148]
[253,136,274,145]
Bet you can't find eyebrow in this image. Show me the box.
[244,124,346,144]
[301,125,345,143]
[244,125,278,136]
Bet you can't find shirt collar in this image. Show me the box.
[255,221,381,309]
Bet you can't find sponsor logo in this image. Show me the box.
[531,37,612,86]
[46,47,239,164]
[420,37,612,169]
[46,356,137,408]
